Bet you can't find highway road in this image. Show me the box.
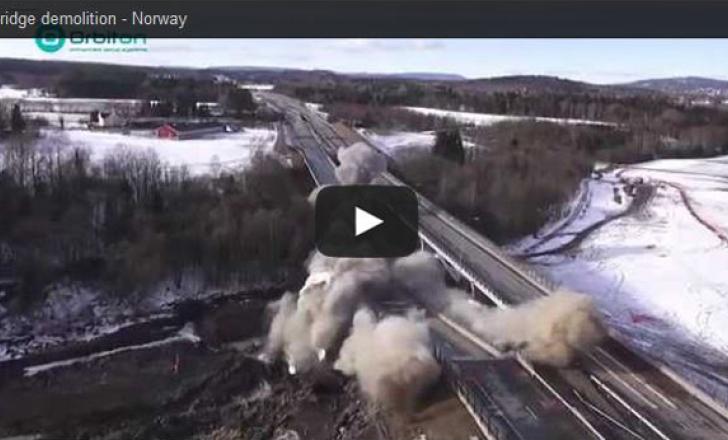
[261,91,728,439]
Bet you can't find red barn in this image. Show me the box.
[156,123,178,139]
[155,122,223,140]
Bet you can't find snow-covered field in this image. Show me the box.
[511,157,728,402]
[0,86,46,99]
[238,84,274,91]
[626,157,728,232]
[41,128,277,175]
[27,112,89,129]
[359,129,436,155]
[517,156,728,397]
[359,128,480,157]
[0,86,30,99]
[404,106,615,127]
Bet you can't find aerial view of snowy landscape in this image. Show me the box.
[2,38,728,440]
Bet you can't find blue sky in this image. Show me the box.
[1,39,727,84]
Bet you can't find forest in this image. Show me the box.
[393,122,594,242]
[0,131,314,309]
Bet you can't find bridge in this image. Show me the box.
[261,91,728,440]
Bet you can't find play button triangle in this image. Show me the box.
[355,206,383,237]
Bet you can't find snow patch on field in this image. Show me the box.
[23,322,200,377]
[26,112,89,128]
[404,106,615,127]
[44,128,277,175]
[359,129,436,155]
[0,86,32,99]
[0,269,280,362]
[239,84,275,91]
[0,284,135,361]
[512,174,631,253]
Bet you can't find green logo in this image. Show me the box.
[35,25,66,53]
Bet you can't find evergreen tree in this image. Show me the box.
[225,89,256,116]
[11,104,26,133]
[433,129,465,164]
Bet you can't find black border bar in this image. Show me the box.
[2,1,728,38]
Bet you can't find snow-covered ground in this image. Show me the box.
[404,106,615,127]
[512,174,630,254]
[0,86,46,99]
[41,128,277,175]
[305,102,328,119]
[26,112,89,129]
[238,84,275,91]
[359,128,480,157]
[626,157,728,228]
[23,322,201,377]
[0,283,141,361]
[0,268,278,362]
[517,156,728,399]
[359,129,436,155]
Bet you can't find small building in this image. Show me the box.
[90,110,125,128]
[195,101,223,117]
[155,122,223,140]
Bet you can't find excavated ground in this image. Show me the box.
[0,297,479,440]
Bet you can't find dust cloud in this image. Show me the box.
[262,250,440,408]
[262,253,393,374]
[335,142,387,184]
[263,248,605,413]
[335,308,440,410]
[394,251,606,367]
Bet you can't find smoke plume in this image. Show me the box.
[335,142,387,184]
[334,308,440,411]
[263,250,441,409]
[393,251,605,366]
[265,227,603,410]
[262,292,318,373]
[264,251,394,374]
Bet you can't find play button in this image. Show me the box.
[315,185,419,258]
[355,207,383,237]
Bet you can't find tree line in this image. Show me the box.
[325,99,728,163]
[394,122,594,242]
[50,65,258,118]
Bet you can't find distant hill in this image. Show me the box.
[346,72,466,81]
[623,77,728,96]
[460,75,650,96]
[209,67,465,82]
[207,66,340,84]
[0,58,677,99]
[0,58,205,89]
[465,75,595,93]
